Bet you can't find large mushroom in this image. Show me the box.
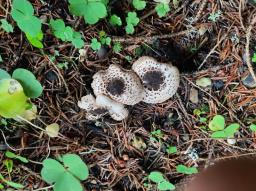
[132,56,180,104]
[91,64,145,105]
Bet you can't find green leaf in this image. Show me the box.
[155,3,170,17]
[5,181,24,189]
[90,38,101,51]
[176,165,198,175]
[157,180,175,191]
[41,158,66,184]
[4,159,13,174]
[166,146,177,154]
[133,0,147,10]
[50,19,67,41]
[0,183,4,189]
[68,0,107,25]
[5,151,29,163]
[0,19,13,33]
[250,124,256,132]
[26,32,44,48]
[113,42,122,53]
[126,12,140,26]
[54,171,83,191]
[125,23,135,34]
[148,171,165,183]
[224,123,240,137]
[110,15,122,26]
[12,68,43,98]
[62,154,89,180]
[11,0,42,37]
[71,32,84,48]
[210,131,226,138]
[252,53,256,63]
[0,69,11,80]
[208,115,225,131]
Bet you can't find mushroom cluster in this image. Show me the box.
[78,56,180,121]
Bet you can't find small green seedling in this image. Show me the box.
[148,171,175,191]
[113,42,122,53]
[208,115,225,131]
[133,0,147,10]
[41,154,89,191]
[211,123,240,139]
[125,12,140,34]
[0,68,42,118]
[90,38,101,51]
[90,31,111,51]
[68,0,107,24]
[155,3,170,18]
[109,15,122,26]
[0,19,13,33]
[11,0,43,48]
[166,146,177,154]
[50,19,84,49]
[252,53,256,63]
[5,151,29,163]
[0,173,24,190]
[176,164,198,175]
[250,124,256,132]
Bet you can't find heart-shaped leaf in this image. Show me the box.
[224,123,240,137]
[12,68,43,98]
[54,171,83,191]
[45,123,60,138]
[209,115,225,131]
[157,180,175,191]
[148,171,165,183]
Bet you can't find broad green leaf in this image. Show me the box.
[5,151,28,162]
[133,0,147,10]
[4,159,13,174]
[0,79,28,118]
[210,131,226,138]
[166,146,177,154]
[12,68,43,98]
[26,32,44,48]
[148,171,165,183]
[45,123,60,138]
[54,172,83,191]
[0,19,14,33]
[176,165,198,175]
[72,32,84,48]
[11,0,42,37]
[250,124,256,132]
[208,115,225,131]
[0,69,11,80]
[110,15,122,26]
[157,180,175,191]
[68,0,107,25]
[50,19,66,40]
[5,181,24,189]
[155,3,170,18]
[224,123,240,137]
[62,154,89,180]
[41,158,65,184]
[0,183,4,189]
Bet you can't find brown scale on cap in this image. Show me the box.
[184,157,256,191]
[132,56,180,104]
[91,64,145,105]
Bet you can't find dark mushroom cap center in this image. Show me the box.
[106,78,125,96]
[142,70,164,91]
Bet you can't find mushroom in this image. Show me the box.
[78,94,128,121]
[132,56,180,104]
[91,64,145,105]
[78,94,108,120]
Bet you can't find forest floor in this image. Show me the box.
[1,0,256,191]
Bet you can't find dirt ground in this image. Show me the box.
[1,0,256,190]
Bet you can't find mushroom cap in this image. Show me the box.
[96,94,128,121]
[91,64,144,105]
[132,56,180,104]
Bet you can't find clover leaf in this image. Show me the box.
[148,171,175,191]
[41,154,89,191]
[90,38,101,51]
[110,15,122,26]
[68,0,107,25]
[176,165,198,175]
[133,0,147,10]
[155,3,170,17]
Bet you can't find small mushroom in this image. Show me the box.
[78,94,108,120]
[78,94,128,121]
[91,64,144,105]
[132,56,180,104]
[96,94,128,121]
